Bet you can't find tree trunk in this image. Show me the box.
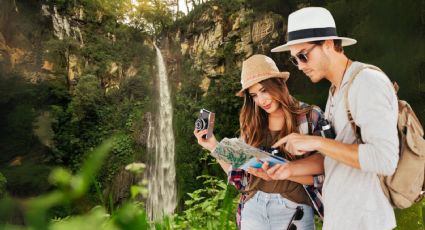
[65,47,71,91]
[175,0,179,19]
[13,0,18,13]
[185,0,190,13]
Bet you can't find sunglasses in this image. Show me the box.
[286,206,304,230]
[289,44,318,66]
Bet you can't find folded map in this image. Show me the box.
[211,138,287,169]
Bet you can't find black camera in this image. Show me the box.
[318,118,336,139]
[195,108,215,139]
[260,147,283,157]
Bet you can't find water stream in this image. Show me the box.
[146,44,177,220]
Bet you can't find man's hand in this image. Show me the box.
[272,133,321,155]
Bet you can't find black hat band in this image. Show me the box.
[288,27,337,41]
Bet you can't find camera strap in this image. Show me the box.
[306,109,314,135]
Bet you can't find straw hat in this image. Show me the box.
[236,54,289,97]
[271,7,357,52]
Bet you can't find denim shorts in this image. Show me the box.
[240,191,314,230]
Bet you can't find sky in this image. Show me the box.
[131,0,193,15]
[178,0,192,14]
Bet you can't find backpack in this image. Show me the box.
[344,63,425,209]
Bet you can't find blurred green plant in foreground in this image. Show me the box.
[0,137,238,230]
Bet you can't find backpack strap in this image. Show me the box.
[344,64,384,143]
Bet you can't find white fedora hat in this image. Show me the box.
[271,7,357,52]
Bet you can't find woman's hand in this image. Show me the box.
[247,166,273,181]
[262,162,293,180]
[193,129,218,152]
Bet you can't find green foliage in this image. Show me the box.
[204,40,242,140]
[27,139,114,229]
[245,0,324,16]
[394,200,425,230]
[0,173,6,198]
[45,38,80,75]
[204,74,242,139]
[69,75,103,122]
[0,138,120,229]
[170,175,238,230]
[172,55,205,208]
[99,135,135,185]
[0,73,48,163]
[0,140,237,230]
[119,76,151,101]
[327,0,425,124]
[112,203,149,230]
[49,206,119,230]
[36,77,71,107]
[0,164,52,197]
[124,0,174,35]
[173,0,244,33]
[51,75,105,167]
[44,1,156,183]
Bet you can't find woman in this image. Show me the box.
[194,54,324,230]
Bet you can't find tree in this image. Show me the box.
[127,0,174,35]
[78,0,133,21]
[45,38,80,91]
[185,0,191,13]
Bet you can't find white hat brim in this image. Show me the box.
[271,36,357,52]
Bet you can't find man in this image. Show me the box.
[265,7,399,230]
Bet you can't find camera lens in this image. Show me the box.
[195,119,208,130]
[271,148,279,155]
[318,118,336,139]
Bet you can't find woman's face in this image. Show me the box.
[248,83,280,114]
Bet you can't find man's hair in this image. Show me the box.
[309,39,343,52]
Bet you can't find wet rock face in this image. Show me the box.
[133,112,152,147]
[40,4,131,91]
[0,0,46,78]
[109,168,136,205]
[172,7,285,91]
[48,5,84,47]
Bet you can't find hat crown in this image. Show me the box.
[270,7,356,52]
[241,55,279,86]
[288,7,336,32]
[237,54,289,96]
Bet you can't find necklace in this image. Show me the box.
[328,58,351,123]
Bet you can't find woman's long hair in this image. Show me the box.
[239,77,311,159]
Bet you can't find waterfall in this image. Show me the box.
[146,44,177,220]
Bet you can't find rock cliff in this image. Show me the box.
[164,4,288,92]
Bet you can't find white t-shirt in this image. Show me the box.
[322,61,399,230]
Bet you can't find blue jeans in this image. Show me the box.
[241,191,314,230]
